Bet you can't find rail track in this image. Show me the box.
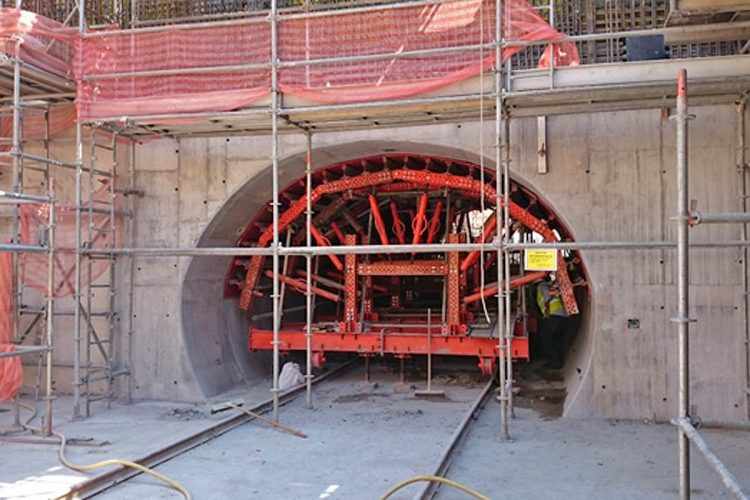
[414,379,495,500]
[57,362,495,500]
[57,361,356,499]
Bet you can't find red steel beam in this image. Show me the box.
[310,225,344,271]
[447,233,461,330]
[463,271,548,305]
[249,328,529,359]
[389,200,406,245]
[368,194,390,245]
[263,270,340,303]
[240,170,578,315]
[358,260,447,276]
[344,234,357,331]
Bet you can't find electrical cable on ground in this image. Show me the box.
[381,475,490,500]
[17,402,191,500]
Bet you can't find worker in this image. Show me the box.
[535,275,574,369]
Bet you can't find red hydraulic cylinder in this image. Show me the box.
[389,200,406,245]
[368,194,390,245]
[411,192,429,246]
[263,270,340,302]
[461,212,497,272]
[426,200,444,244]
[463,271,548,304]
[310,224,344,271]
[330,221,346,244]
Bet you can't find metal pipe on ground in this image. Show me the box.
[672,418,749,500]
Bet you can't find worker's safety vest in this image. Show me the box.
[536,283,566,318]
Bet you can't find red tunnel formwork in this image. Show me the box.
[225,153,586,375]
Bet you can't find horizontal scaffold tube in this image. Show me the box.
[81,240,750,258]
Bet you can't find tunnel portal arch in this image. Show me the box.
[180,141,591,408]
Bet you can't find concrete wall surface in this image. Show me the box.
[8,105,747,421]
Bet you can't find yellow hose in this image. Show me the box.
[16,402,190,499]
[53,429,191,500]
[381,475,490,500]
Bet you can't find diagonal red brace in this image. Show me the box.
[426,200,444,244]
[463,271,548,305]
[389,200,406,245]
[369,194,390,245]
[460,212,497,273]
[264,270,340,303]
[411,192,429,247]
[310,225,344,271]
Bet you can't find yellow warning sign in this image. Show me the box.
[524,249,558,271]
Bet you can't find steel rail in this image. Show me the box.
[55,361,355,500]
[414,379,494,500]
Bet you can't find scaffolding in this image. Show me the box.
[1,0,750,498]
[0,9,57,437]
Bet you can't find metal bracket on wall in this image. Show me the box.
[537,116,548,175]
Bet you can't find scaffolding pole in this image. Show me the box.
[270,0,281,423]
[738,98,750,420]
[495,0,509,440]
[43,177,55,436]
[305,131,313,409]
[10,35,22,429]
[72,0,86,421]
[675,68,691,500]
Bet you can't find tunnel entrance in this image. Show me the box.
[223,152,589,376]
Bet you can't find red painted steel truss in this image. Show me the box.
[228,154,586,372]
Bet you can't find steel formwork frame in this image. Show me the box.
[1,0,740,497]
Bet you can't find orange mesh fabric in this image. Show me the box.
[0,7,75,77]
[18,183,119,298]
[74,0,578,119]
[0,253,21,401]
[1,3,578,120]
[0,104,77,158]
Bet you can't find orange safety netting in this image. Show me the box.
[76,0,578,118]
[0,253,22,401]
[0,185,118,401]
[0,7,75,78]
[1,1,578,120]
[18,183,119,297]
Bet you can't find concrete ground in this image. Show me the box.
[0,364,486,500]
[1,362,749,500]
[438,400,750,500]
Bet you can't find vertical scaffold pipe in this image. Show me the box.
[737,99,750,420]
[45,177,55,436]
[675,68,691,500]
[495,0,509,440]
[305,131,313,409]
[72,0,86,421]
[10,36,21,429]
[503,116,513,420]
[270,0,281,422]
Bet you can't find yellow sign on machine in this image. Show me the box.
[524,249,557,271]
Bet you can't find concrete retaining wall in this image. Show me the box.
[6,105,747,421]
